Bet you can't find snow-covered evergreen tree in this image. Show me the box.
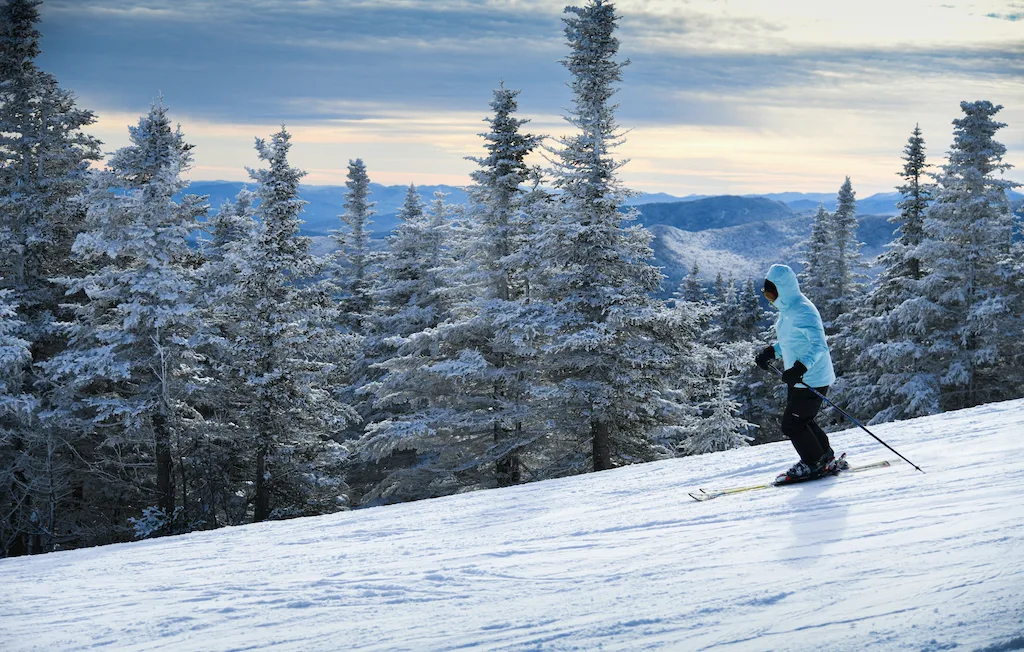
[352,86,543,501]
[738,278,766,340]
[332,158,377,331]
[0,0,101,316]
[716,278,744,342]
[42,101,207,540]
[365,186,441,344]
[353,190,459,503]
[681,367,754,455]
[842,126,939,424]
[534,0,678,473]
[227,128,356,521]
[799,203,832,313]
[826,177,866,324]
[676,262,708,304]
[0,288,31,433]
[913,101,1020,410]
[0,0,101,555]
[800,180,866,331]
[0,285,37,554]
[190,190,260,528]
[712,272,726,303]
[890,125,931,284]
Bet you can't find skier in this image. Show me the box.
[754,264,846,484]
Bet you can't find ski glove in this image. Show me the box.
[782,361,808,387]
[755,346,776,370]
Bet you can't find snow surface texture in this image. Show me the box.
[2,400,1023,651]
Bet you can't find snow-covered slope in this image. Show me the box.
[3,400,1024,651]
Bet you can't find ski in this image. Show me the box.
[688,459,892,502]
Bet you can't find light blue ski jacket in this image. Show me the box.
[766,264,836,388]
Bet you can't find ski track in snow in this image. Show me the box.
[2,400,1024,651]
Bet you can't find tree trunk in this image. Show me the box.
[253,445,270,522]
[494,423,521,487]
[178,452,189,530]
[153,413,174,534]
[592,419,612,471]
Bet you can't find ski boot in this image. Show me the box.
[823,452,849,475]
[774,458,829,485]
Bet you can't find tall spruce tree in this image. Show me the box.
[826,177,865,324]
[0,0,101,315]
[913,101,1019,410]
[738,278,766,340]
[0,286,35,554]
[681,366,754,455]
[712,272,726,303]
[353,190,458,503]
[843,126,939,423]
[677,262,708,304]
[0,0,101,555]
[191,190,260,528]
[799,203,832,312]
[535,0,676,473]
[332,159,376,331]
[228,128,355,521]
[890,125,930,284]
[360,85,545,494]
[42,102,207,540]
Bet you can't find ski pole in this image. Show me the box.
[768,364,925,473]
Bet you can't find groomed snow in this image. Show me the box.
[2,400,1024,651]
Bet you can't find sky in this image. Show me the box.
[39,0,1024,195]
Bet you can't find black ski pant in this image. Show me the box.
[782,385,833,465]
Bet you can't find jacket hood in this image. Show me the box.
[765,264,801,307]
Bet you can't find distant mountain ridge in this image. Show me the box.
[186,181,1022,294]
[631,196,794,231]
[187,181,962,236]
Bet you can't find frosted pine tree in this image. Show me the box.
[365,186,438,343]
[716,278,745,342]
[354,86,543,500]
[888,125,931,285]
[344,185,430,478]
[190,190,260,527]
[843,126,940,423]
[0,0,101,320]
[535,0,678,473]
[798,203,832,315]
[676,262,708,304]
[0,289,31,432]
[681,368,754,455]
[42,101,207,539]
[332,159,377,331]
[0,286,38,554]
[0,0,101,554]
[228,128,356,521]
[712,272,726,303]
[738,278,766,340]
[353,190,459,502]
[825,177,867,326]
[1006,219,1024,393]
[914,101,1019,410]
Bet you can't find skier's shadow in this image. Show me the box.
[779,479,849,567]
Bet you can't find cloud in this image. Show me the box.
[41,0,1024,194]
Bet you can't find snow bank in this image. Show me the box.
[2,400,1023,651]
